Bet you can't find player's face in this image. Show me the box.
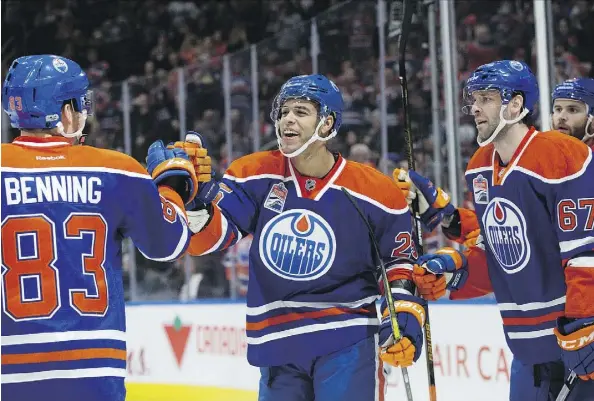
[469,90,502,142]
[552,99,588,139]
[278,99,321,154]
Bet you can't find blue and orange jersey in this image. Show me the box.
[461,128,594,365]
[448,140,594,301]
[188,150,417,367]
[1,136,190,401]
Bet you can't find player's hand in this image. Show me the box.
[413,247,468,300]
[146,140,198,205]
[463,228,482,248]
[378,295,426,368]
[413,266,447,301]
[554,317,594,380]
[392,168,456,231]
[168,132,219,210]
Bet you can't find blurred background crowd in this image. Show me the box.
[2,0,593,301]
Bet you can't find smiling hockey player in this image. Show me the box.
[395,61,594,400]
[154,74,427,400]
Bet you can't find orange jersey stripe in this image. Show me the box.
[187,206,225,256]
[514,130,591,178]
[565,264,594,319]
[386,268,412,282]
[502,311,564,327]
[246,307,371,331]
[158,186,186,218]
[2,140,149,177]
[2,348,126,365]
[225,150,286,180]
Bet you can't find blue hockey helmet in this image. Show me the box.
[271,74,344,157]
[2,55,93,135]
[552,78,594,115]
[463,60,539,146]
[552,77,594,142]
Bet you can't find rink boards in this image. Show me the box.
[125,299,512,401]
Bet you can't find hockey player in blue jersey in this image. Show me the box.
[394,62,594,400]
[1,55,215,401]
[151,74,427,400]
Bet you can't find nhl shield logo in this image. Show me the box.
[264,182,288,214]
[472,174,489,204]
[482,197,531,274]
[259,209,336,281]
[305,179,316,191]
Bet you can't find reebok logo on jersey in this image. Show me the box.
[482,198,531,274]
[259,209,336,281]
[36,155,66,161]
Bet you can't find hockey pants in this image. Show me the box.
[510,358,594,401]
[258,335,385,401]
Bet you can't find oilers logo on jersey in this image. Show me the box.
[482,197,531,274]
[259,209,336,281]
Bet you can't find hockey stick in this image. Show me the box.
[392,0,438,400]
[341,186,414,400]
[555,371,578,401]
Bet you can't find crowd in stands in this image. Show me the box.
[3,0,593,300]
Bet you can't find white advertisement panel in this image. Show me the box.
[125,302,513,401]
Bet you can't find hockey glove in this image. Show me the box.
[168,132,220,211]
[554,317,594,380]
[378,294,426,368]
[413,247,468,301]
[392,168,456,231]
[147,140,198,205]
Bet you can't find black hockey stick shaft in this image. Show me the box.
[341,187,414,401]
[555,371,578,401]
[396,0,437,400]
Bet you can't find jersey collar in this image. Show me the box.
[492,126,538,185]
[288,154,346,200]
[12,136,73,148]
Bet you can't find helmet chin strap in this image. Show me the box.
[276,118,337,158]
[56,109,88,140]
[477,105,528,147]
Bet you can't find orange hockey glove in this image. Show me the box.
[379,296,426,368]
[168,132,219,211]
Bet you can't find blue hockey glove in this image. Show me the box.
[378,293,426,367]
[413,247,469,301]
[392,168,456,231]
[554,317,594,380]
[146,140,198,205]
[168,132,219,210]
